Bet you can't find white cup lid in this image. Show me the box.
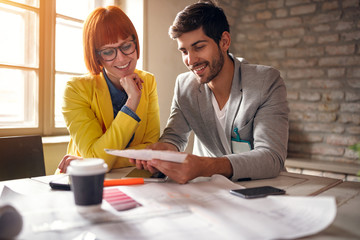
[67,158,108,176]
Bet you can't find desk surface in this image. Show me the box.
[1,171,359,239]
[239,172,360,240]
[240,172,344,196]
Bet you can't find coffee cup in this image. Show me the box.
[67,158,108,211]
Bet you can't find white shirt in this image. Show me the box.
[211,93,232,154]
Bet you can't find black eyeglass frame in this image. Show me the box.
[96,37,137,62]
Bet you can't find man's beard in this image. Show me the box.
[199,47,225,84]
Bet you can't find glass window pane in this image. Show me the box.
[7,0,39,8]
[56,0,95,20]
[0,4,38,67]
[0,68,38,128]
[55,18,87,73]
[124,0,144,70]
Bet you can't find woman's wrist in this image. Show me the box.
[125,96,140,112]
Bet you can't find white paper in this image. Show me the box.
[0,175,336,240]
[1,184,192,239]
[120,175,337,240]
[105,149,187,163]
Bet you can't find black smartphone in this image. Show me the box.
[230,186,285,199]
[49,175,71,191]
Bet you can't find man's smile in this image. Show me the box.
[192,63,207,75]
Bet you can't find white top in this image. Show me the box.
[211,93,231,154]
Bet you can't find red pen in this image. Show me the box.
[104,178,144,187]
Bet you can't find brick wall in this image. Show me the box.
[218,0,360,165]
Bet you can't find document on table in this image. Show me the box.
[120,175,337,240]
[0,175,336,240]
[105,149,187,163]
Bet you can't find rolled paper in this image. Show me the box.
[0,204,23,239]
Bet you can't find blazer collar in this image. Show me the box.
[225,56,243,140]
[95,71,114,130]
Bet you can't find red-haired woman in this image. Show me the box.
[57,6,160,174]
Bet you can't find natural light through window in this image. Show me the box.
[0,2,38,128]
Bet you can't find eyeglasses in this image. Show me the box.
[97,40,136,61]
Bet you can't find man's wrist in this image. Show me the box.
[164,142,179,151]
[158,141,179,151]
[202,156,233,178]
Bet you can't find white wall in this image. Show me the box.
[144,0,195,133]
[43,141,68,175]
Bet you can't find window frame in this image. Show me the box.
[0,0,44,137]
[0,0,58,137]
[40,0,58,136]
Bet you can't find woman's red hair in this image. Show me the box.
[83,6,140,75]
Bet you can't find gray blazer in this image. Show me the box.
[160,56,289,181]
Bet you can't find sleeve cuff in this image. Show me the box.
[121,105,141,122]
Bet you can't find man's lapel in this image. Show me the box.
[225,57,243,142]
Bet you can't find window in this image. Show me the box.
[0,1,39,130]
[0,0,133,137]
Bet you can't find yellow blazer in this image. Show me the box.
[62,69,160,170]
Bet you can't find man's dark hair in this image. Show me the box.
[169,0,230,45]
